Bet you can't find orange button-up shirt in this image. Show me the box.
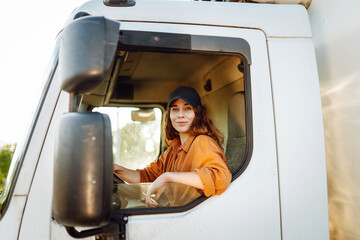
[137,135,232,197]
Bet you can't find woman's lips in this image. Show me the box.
[176,121,188,126]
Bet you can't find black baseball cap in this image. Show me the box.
[167,86,202,107]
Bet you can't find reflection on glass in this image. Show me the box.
[112,183,202,209]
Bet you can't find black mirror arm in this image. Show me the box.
[69,93,83,112]
[66,218,128,240]
[66,226,106,238]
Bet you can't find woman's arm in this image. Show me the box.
[113,163,140,183]
[146,172,204,207]
[192,136,232,197]
[161,172,204,189]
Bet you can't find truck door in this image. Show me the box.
[100,23,281,239]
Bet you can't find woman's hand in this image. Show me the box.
[145,172,204,207]
[113,163,140,183]
[146,173,169,207]
[113,163,122,171]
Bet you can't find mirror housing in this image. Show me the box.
[53,112,113,227]
[59,16,119,94]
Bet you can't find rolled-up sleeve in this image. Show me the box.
[193,136,232,197]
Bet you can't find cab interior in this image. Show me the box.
[81,50,248,174]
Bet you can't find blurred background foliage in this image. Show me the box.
[0,143,16,191]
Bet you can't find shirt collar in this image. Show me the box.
[168,135,196,153]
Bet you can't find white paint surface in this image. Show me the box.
[267,38,329,240]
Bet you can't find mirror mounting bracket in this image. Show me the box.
[69,93,83,112]
[65,216,128,240]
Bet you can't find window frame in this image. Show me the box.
[110,30,254,217]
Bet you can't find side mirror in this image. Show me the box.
[53,112,113,227]
[59,16,119,94]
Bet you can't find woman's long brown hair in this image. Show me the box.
[163,104,224,147]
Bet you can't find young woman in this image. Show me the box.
[113,86,232,207]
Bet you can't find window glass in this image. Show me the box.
[112,182,201,209]
[93,107,162,169]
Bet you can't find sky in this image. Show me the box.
[0,0,86,144]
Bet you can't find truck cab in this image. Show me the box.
[0,0,329,239]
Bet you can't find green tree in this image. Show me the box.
[0,144,16,191]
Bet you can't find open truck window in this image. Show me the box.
[86,49,250,211]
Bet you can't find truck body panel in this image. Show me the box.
[0,1,330,239]
[73,1,312,38]
[268,38,328,239]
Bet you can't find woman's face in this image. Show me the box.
[169,99,195,134]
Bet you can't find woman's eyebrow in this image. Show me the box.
[170,103,190,107]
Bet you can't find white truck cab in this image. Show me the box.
[0,0,329,239]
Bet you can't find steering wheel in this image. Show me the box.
[113,173,126,184]
[112,173,127,209]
